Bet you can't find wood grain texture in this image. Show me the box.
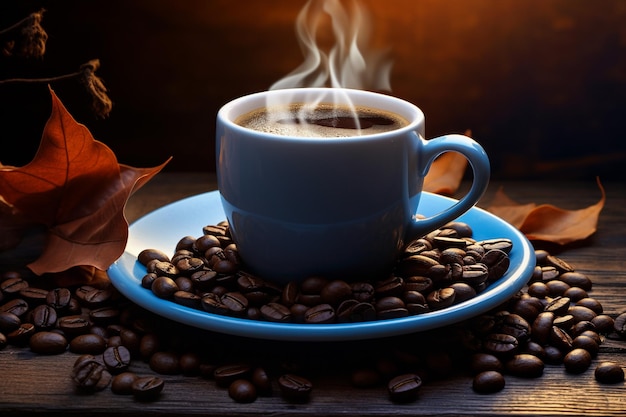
[1,174,625,416]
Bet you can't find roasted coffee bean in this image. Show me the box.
[89,306,120,326]
[572,335,599,357]
[375,296,408,320]
[190,269,218,291]
[567,305,597,323]
[304,303,335,324]
[1,298,29,317]
[505,354,544,378]
[103,345,132,373]
[250,367,272,395]
[402,238,432,256]
[544,296,571,316]
[553,314,575,329]
[478,238,513,253]
[278,374,312,402]
[527,282,550,299]
[613,312,626,337]
[481,249,510,281]
[483,333,519,357]
[396,255,439,277]
[151,276,179,299]
[349,302,377,322]
[433,236,468,250]
[172,290,202,309]
[228,379,257,403]
[549,326,573,351]
[18,287,49,305]
[177,352,201,376]
[594,361,625,384]
[201,293,230,315]
[29,331,68,354]
[404,276,433,293]
[138,248,170,266]
[30,304,57,330]
[387,373,422,403]
[221,292,248,315]
[543,345,564,365]
[575,297,603,314]
[70,333,107,354]
[214,363,252,387]
[6,322,35,346]
[0,276,29,296]
[57,315,91,337]
[461,263,489,286]
[546,279,570,296]
[46,288,72,311]
[111,372,139,395]
[442,221,473,237]
[71,355,111,391]
[563,348,592,374]
[439,247,466,265]
[472,370,505,394]
[150,351,180,375]
[132,376,165,400]
[545,255,574,273]
[320,280,353,305]
[591,314,615,333]
[531,312,555,345]
[470,353,503,374]
[426,287,456,310]
[0,311,20,333]
[497,313,531,342]
[260,302,291,322]
[76,286,114,308]
[563,286,588,302]
[559,271,592,291]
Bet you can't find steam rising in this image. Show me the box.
[267,0,393,133]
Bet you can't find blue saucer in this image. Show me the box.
[108,191,535,341]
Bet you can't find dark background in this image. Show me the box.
[1,0,625,181]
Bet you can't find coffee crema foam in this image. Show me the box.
[235,103,409,138]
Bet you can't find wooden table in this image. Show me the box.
[1,173,625,416]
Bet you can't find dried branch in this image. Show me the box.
[1,9,48,58]
[0,59,113,118]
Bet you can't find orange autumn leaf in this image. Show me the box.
[423,130,471,196]
[0,87,170,275]
[487,178,606,245]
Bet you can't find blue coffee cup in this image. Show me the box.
[216,88,490,284]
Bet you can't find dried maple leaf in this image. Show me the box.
[486,178,606,245]
[423,130,471,196]
[0,87,170,276]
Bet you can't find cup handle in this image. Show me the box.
[406,133,490,240]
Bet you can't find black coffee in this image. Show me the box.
[235,103,408,137]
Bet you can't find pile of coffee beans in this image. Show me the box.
[1,219,625,406]
[137,221,513,324]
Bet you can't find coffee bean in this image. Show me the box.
[70,333,107,354]
[1,298,29,317]
[505,354,544,378]
[260,302,291,322]
[228,379,257,403]
[111,372,139,395]
[472,370,505,393]
[138,248,171,266]
[46,288,72,311]
[132,376,165,400]
[214,363,252,388]
[149,351,180,375]
[483,333,519,357]
[320,280,352,305]
[544,296,571,316]
[304,303,336,324]
[0,276,29,296]
[572,335,599,357]
[0,311,21,333]
[470,353,503,374]
[387,373,422,403]
[71,355,111,391]
[594,361,625,384]
[278,374,312,402]
[558,271,592,291]
[29,331,68,354]
[221,292,248,315]
[103,345,132,373]
[18,287,49,305]
[251,367,272,395]
[151,276,179,299]
[6,322,35,346]
[563,348,592,374]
